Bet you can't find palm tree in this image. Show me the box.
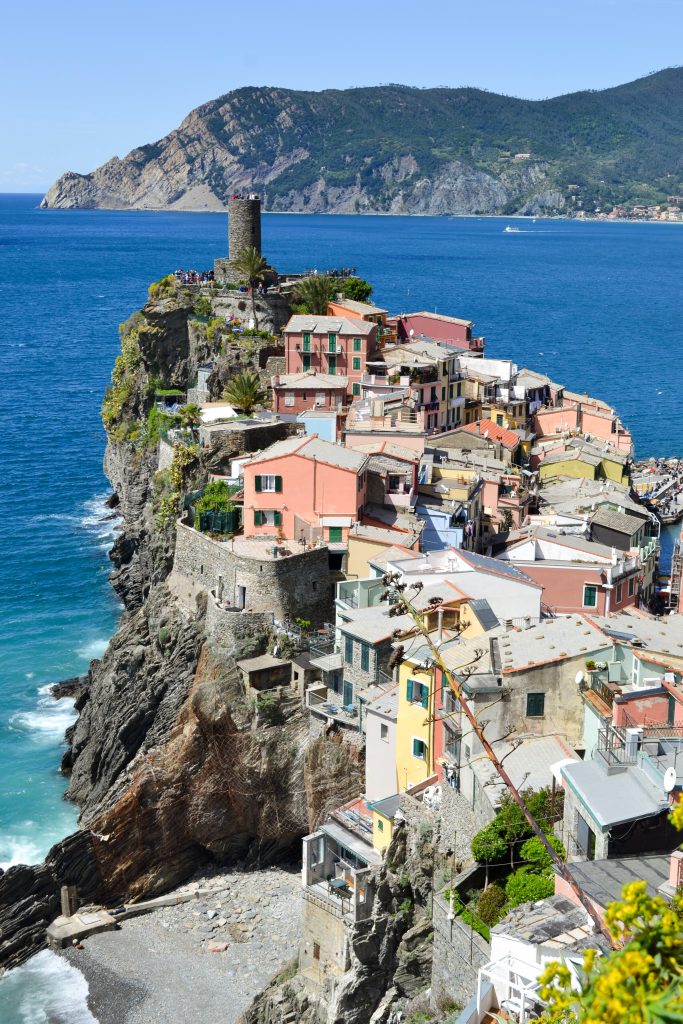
[231,247,269,330]
[222,371,267,416]
[292,275,339,315]
[178,402,202,440]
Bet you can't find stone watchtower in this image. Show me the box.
[228,193,261,259]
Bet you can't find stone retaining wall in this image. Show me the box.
[173,521,333,624]
[205,598,273,659]
[430,888,490,1011]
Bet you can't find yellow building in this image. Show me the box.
[395,656,436,792]
[369,794,400,852]
[538,449,628,485]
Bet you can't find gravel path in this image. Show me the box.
[60,865,302,1024]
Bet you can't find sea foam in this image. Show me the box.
[0,950,98,1024]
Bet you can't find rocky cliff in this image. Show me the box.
[40,71,683,215]
[0,278,363,971]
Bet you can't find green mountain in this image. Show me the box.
[41,69,683,215]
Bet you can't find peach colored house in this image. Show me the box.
[327,298,387,330]
[243,434,368,547]
[283,314,378,401]
[532,405,580,438]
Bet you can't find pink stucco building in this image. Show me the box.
[242,434,369,546]
[498,530,641,615]
[387,311,484,352]
[283,314,378,400]
[270,370,348,416]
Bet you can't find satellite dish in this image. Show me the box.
[409,328,414,336]
[575,670,585,685]
[663,766,677,793]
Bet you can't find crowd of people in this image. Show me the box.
[174,268,215,285]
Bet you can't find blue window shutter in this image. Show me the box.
[413,738,424,758]
[275,476,283,493]
[421,684,429,709]
[406,679,413,702]
[255,476,262,493]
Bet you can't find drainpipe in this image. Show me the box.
[437,608,444,644]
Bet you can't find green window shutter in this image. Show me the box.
[328,333,337,351]
[353,338,361,352]
[406,679,414,702]
[421,684,429,709]
[329,526,342,543]
[254,510,262,526]
[352,383,360,396]
[275,476,282,493]
[302,354,311,371]
[412,738,425,759]
[303,333,311,351]
[344,635,354,664]
[360,643,369,672]
[274,511,282,527]
[353,357,361,371]
[526,693,545,717]
[255,476,262,493]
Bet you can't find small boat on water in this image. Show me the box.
[504,226,520,233]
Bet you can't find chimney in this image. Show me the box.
[667,849,683,893]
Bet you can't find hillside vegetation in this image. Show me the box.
[42,68,683,215]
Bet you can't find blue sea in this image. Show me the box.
[0,193,681,1019]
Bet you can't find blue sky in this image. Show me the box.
[2,0,681,192]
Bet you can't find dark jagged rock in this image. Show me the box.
[0,832,99,972]
[50,674,87,700]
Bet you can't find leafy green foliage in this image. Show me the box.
[505,866,555,908]
[254,691,285,726]
[193,294,213,319]
[520,834,565,871]
[340,276,373,302]
[231,247,269,329]
[148,274,175,301]
[195,480,237,517]
[476,883,506,926]
[222,370,267,414]
[101,326,143,438]
[471,822,508,867]
[292,275,338,315]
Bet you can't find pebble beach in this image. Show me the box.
[59,866,303,1024]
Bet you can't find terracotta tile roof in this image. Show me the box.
[461,419,520,449]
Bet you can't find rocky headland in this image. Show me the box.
[40,70,683,216]
[0,276,360,973]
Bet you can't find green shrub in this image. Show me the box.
[148,274,175,300]
[206,317,225,343]
[520,834,565,871]
[477,883,506,926]
[193,295,213,318]
[158,626,171,649]
[255,692,285,726]
[340,276,373,302]
[505,866,554,908]
[399,898,413,915]
[195,480,237,516]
